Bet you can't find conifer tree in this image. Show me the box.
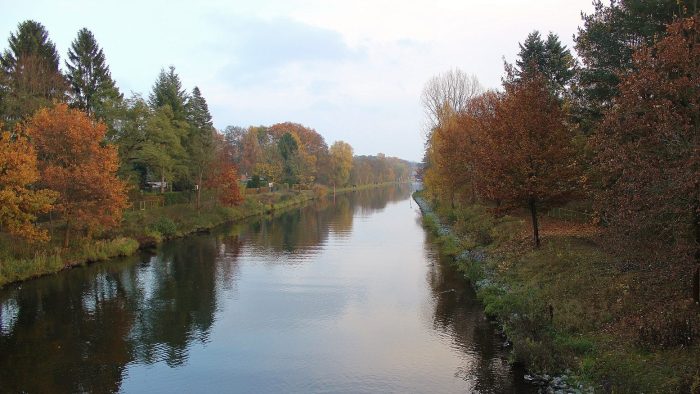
[65,28,122,119]
[185,86,215,208]
[574,0,694,128]
[149,66,188,120]
[0,20,65,125]
[186,86,213,130]
[510,31,574,97]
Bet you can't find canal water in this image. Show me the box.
[0,185,533,393]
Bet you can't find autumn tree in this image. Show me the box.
[205,135,243,206]
[421,68,482,131]
[65,28,122,120]
[0,20,66,126]
[424,106,469,206]
[268,122,326,183]
[328,141,353,188]
[24,104,128,247]
[593,17,700,300]
[573,0,694,129]
[223,125,247,168]
[477,76,579,247]
[0,127,56,241]
[350,154,410,185]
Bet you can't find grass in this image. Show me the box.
[0,237,138,286]
[414,190,700,393]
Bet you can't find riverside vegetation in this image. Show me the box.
[0,21,413,287]
[418,2,699,392]
[415,191,700,392]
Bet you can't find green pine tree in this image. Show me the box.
[149,66,188,120]
[515,31,547,77]
[510,31,574,97]
[185,86,215,207]
[0,20,65,125]
[186,86,213,130]
[65,28,122,120]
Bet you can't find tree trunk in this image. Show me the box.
[160,168,165,194]
[197,171,202,211]
[63,220,70,249]
[693,182,700,304]
[529,197,540,248]
[694,267,699,305]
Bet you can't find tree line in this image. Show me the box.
[223,123,411,189]
[421,1,698,301]
[0,20,412,247]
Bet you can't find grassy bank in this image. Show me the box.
[0,189,316,287]
[414,191,700,393]
[0,182,402,288]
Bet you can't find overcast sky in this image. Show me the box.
[1,0,595,161]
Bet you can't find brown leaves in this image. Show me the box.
[423,75,580,246]
[206,135,244,207]
[594,16,700,275]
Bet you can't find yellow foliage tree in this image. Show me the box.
[0,128,57,242]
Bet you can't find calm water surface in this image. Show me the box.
[0,185,533,393]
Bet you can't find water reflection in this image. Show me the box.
[0,185,531,393]
[425,239,526,393]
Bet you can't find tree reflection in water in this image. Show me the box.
[0,184,530,393]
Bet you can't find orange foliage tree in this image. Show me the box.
[206,135,243,206]
[0,127,56,241]
[475,76,579,247]
[594,17,700,300]
[425,107,468,207]
[24,104,128,246]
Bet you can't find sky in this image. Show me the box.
[1,0,595,162]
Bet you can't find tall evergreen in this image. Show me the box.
[185,86,215,205]
[515,31,547,77]
[1,20,60,71]
[0,20,65,125]
[65,28,122,119]
[186,86,213,131]
[543,33,575,93]
[149,66,188,120]
[510,31,574,97]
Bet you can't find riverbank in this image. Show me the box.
[0,183,399,288]
[413,191,700,393]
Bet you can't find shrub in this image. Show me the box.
[163,191,191,205]
[149,217,178,238]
